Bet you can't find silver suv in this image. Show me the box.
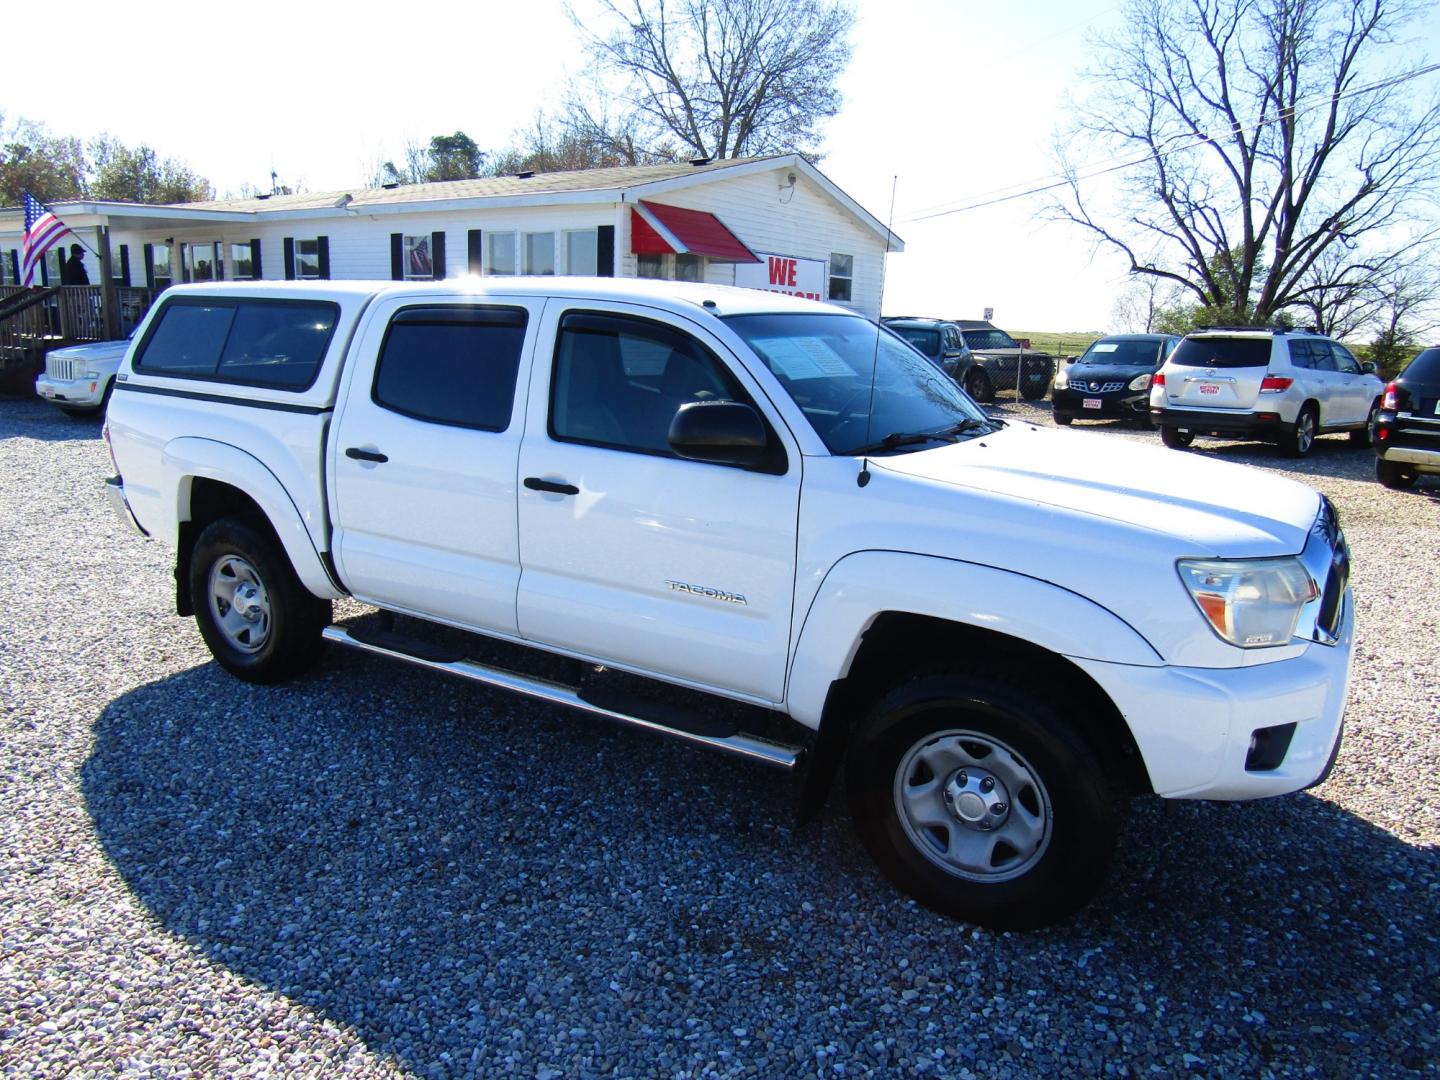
[1149,328,1384,456]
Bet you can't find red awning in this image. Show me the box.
[630,201,759,263]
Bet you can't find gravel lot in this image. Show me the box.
[1,394,1437,1079]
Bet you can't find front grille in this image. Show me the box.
[47,355,80,381]
[1076,380,1125,393]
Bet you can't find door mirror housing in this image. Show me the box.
[669,400,771,470]
[1361,360,1378,375]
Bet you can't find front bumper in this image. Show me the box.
[1071,588,1353,800]
[1150,406,1289,438]
[36,374,106,409]
[1052,387,1149,418]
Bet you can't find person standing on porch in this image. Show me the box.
[61,244,89,285]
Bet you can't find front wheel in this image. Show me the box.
[1053,412,1074,426]
[1160,426,1193,449]
[189,517,331,683]
[1019,369,1050,401]
[964,368,995,404]
[846,667,1122,929]
[1350,401,1379,446]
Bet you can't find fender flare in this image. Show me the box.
[162,437,342,600]
[785,550,1163,728]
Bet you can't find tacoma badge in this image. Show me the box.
[665,580,748,605]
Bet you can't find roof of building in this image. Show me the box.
[172,158,769,213]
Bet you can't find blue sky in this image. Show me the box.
[7,0,1436,331]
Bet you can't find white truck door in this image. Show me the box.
[516,302,801,703]
[329,296,541,634]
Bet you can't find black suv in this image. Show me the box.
[1374,346,1440,488]
[881,317,986,390]
[1053,333,1180,426]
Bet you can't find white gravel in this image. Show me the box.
[1,395,1436,1078]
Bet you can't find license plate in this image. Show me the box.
[39,387,55,399]
[1083,398,1102,409]
[1198,383,1221,396]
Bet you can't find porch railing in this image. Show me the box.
[0,285,153,356]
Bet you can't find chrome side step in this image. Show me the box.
[322,626,803,771]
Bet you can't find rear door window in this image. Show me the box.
[1169,337,1271,369]
[373,306,528,431]
[136,298,338,389]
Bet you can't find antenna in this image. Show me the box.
[858,175,899,489]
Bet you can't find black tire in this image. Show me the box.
[1376,458,1417,490]
[1350,401,1379,446]
[189,517,331,683]
[964,368,994,404]
[846,666,1122,930]
[1160,426,1193,449]
[1019,369,1050,401]
[1284,404,1318,457]
[1053,412,1074,426]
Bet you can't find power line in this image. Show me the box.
[903,61,1440,224]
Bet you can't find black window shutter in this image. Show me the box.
[597,225,615,277]
[283,237,296,280]
[116,244,131,286]
[317,236,330,279]
[390,234,403,280]
[143,244,155,290]
[431,232,446,279]
[468,229,483,275]
[249,239,263,280]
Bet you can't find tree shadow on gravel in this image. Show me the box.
[83,649,1439,1078]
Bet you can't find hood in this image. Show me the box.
[1063,362,1156,383]
[50,339,130,361]
[873,423,1319,555]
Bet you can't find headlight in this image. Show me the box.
[1177,557,1318,648]
[1053,367,1069,389]
[1128,373,1152,392]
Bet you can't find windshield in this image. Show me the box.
[724,313,993,454]
[1077,338,1164,366]
[961,328,1019,350]
[889,326,940,356]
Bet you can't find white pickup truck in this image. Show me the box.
[103,279,1353,929]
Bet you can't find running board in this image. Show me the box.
[321,626,803,771]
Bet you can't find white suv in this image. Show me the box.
[1149,328,1384,456]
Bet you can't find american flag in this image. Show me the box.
[21,193,72,286]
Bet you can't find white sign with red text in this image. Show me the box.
[734,252,826,302]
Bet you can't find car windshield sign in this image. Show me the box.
[724,313,993,454]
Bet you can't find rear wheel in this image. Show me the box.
[846,666,1122,930]
[189,517,331,683]
[1376,458,1417,490]
[1284,404,1318,457]
[1160,426,1193,449]
[964,368,994,404]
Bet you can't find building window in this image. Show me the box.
[828,253,853,302]
[0,250,12,284]
[674,253,704,282]
[636,253,665,279]
[295,239,322,279]
[230,243,256,280]
[187,241,221,282]
[151,245,174,289]
[565,229,598,275]
[403,235,434,280]
[485,233,517,275]
[524,232,556,276]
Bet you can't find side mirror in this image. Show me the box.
[668,400,768,469]
[1361,360,1378,375]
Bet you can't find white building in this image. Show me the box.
[0,155,903,338]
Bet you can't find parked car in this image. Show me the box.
[879,317,983,386]
[35,335,132,416]
[1052,333,1181,426]
[104,279,1353,930]
[1149,326,1384,456]
[951,321,1055,402]
[1373,345,1440,489]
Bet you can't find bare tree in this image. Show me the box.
[570,0,855,161]
[1055,0,1440,326]
[1110,273,1179,332]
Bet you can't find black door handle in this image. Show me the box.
[345,447,389,463]
[524,477,579,495]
